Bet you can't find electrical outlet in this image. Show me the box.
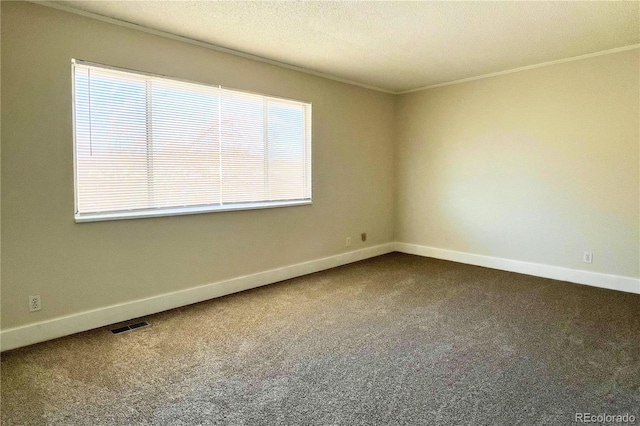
[29,295,41,312]
[346,237,351,247]
[361,233,367,242]
[583,251,593,264]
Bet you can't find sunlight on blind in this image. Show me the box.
[73,61,311,221]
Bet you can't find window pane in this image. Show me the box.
[267,101,307,201]
[75,67,149,213]
[151,79,221,208]
[220,90,265,204]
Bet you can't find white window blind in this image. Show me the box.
[73,60,311,222]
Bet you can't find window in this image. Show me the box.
[72,60,312,222]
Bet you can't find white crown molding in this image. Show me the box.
[30,1,396,95]
[0,243,396,352]
[398,44,640,94]
[31,2,639,96]
[394,242,640,295]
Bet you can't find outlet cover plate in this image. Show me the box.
[29,295,41,312]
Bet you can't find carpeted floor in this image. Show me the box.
[1,253,639,425]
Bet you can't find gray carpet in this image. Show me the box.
[1,253,639,425]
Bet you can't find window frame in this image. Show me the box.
[71,60,312,223]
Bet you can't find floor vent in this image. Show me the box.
[110,321,149,334]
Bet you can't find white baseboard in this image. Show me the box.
[3,242,637,351]
[0,243,395,352]
[394,242,640,295]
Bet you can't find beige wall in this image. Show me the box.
[2,2,638,334]
[396,49,639,278]
[1,2,396,329]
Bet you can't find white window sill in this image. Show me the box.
[75,199,312,223]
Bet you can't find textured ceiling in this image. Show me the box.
[51,1,640,93]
